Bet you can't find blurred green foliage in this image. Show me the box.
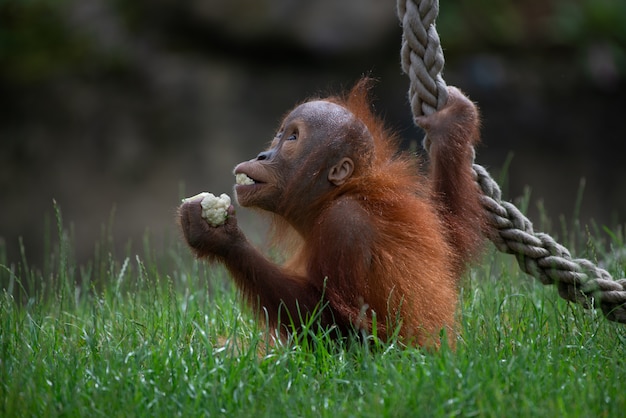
[551,0,626,44]
[438,0,626,49]
[0,0,90,83]
[1,0,625,84]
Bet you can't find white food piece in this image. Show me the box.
[200,193,231,226]
[182,192,210,203]
[182,192,231,227]
[236,173,255,185]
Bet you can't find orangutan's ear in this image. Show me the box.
[328,157,354,186]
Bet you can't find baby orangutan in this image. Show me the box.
[178,80,485,348]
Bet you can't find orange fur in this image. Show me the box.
[178,79,486,349]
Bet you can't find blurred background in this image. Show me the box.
[1,0,625,270]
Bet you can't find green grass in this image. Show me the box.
[1,205,625,417]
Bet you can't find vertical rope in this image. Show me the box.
[397,0,626,323]
[398,0,448,119]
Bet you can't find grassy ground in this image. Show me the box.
[1,205,625,417]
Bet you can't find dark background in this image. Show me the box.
[1,0,625,271]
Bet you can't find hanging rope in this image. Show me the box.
[398,0,448,118]
[397,0,626,323]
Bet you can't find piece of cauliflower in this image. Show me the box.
[182,192,231,227]
[235,173,255,185]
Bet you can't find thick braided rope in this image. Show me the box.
[398,0,448,118]
[397,0,626,323]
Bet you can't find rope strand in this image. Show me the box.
[397,0,626,323]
